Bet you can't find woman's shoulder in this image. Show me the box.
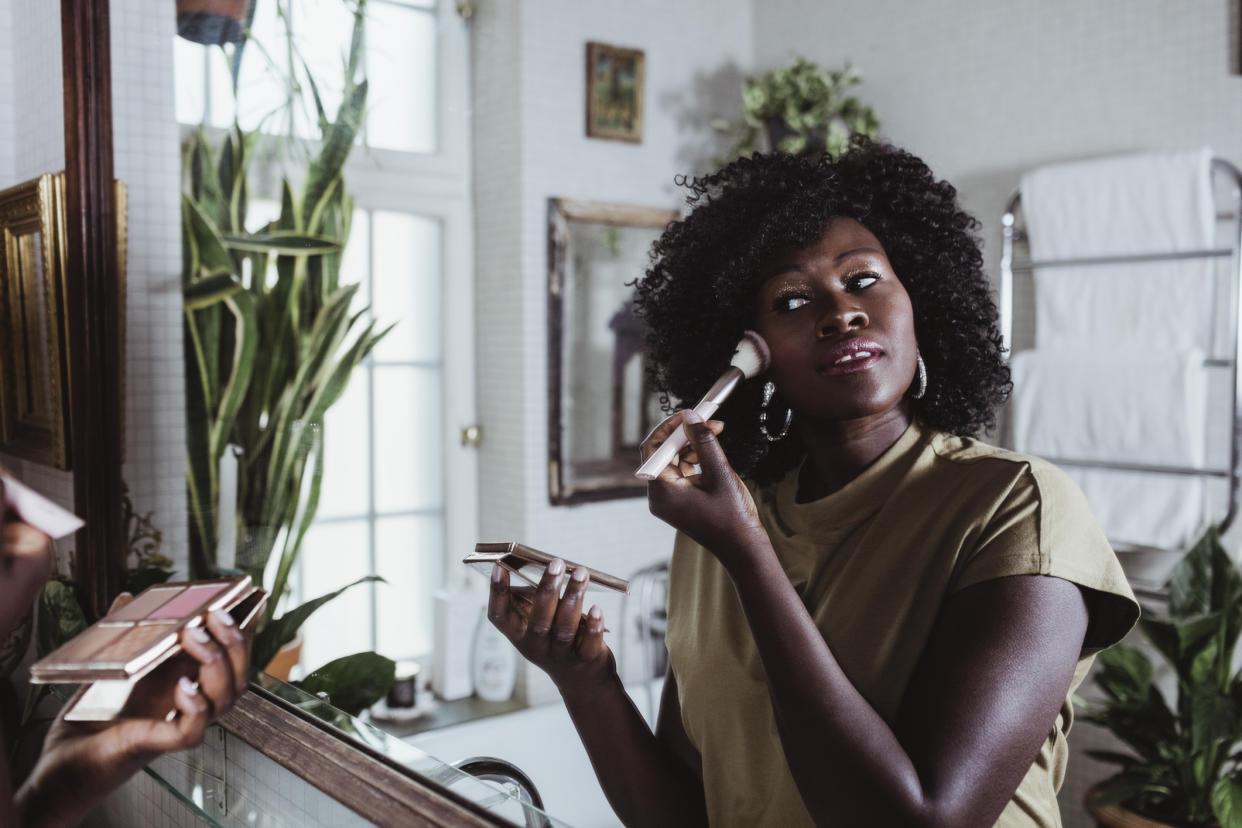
[925,430,1083,498]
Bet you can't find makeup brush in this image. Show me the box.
[635,330,770,480]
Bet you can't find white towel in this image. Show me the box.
[1010,348,1208,550]
[1020,148,1217,351]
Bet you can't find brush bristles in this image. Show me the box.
[730,330,770,379]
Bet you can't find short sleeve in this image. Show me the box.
[951,460,1140,651]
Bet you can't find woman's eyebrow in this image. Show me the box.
[833,246,885,265]
[764,263,807,281]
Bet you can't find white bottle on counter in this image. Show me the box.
[471,607,517,701]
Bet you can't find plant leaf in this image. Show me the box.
[1169,527,1218,617]
[220,232,342,256]
[1087,771,1155,809]
[1190,683,1237,752]
[183,195,235,279]
[293,652,396,716]
[1214,776,1242,828]
[184,273,243,310]
[36,581,87,658]
[251,575,384,673]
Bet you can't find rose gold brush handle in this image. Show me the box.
[635,368,743,480]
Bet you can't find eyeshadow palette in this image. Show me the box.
[465,542,630,594]
[30,576,266,721]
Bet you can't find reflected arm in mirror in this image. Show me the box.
[488,562,707,827]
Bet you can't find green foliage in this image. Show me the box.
[1082,526,1242,826]
[182,1,390,697]
[35,581,87,662]
[293,651,396,716]
[712,56,880,165]
[250,575,383,673]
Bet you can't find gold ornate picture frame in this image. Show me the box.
[0,173,126,470]
[585,41,645,143]
[0,174,71,468]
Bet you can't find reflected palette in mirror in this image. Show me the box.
[466,542,630,593]
[30,576,266,721]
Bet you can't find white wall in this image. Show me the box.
[753,0,1242,284]
[474,0,753,700]
[0,1,17,182]
[109,0,189,576]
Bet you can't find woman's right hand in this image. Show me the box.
[487,559,614,694]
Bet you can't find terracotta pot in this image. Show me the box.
[262,630,303,682]
[1086,788,1186,828]
[176,0,249,45]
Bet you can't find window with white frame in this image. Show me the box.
[174,0,475,673]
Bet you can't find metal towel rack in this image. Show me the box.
[998,158,1242,588]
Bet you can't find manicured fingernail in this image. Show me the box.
[188,626,210,644]
[179,676,199,695]
[212,609,235,626]
[491,564,503,583]
[571,566,587,582]
[589,605,602,620]
[683,409,702,424]
[548,558,565,576]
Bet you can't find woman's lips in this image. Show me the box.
[817,339,885,376]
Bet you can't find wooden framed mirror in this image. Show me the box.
[546,198,677,505]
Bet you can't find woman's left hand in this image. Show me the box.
[642,409,769,570]
[15,598,251,827]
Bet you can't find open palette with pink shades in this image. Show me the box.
[30,576,266,721]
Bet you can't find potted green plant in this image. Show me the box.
[712,56,880,162]
[182,0,394,708]
[1080,525,1242,827]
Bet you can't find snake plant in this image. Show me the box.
[182,0,391,679]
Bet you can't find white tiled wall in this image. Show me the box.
[474,0,754,702]
[110,0,190,576]
[0,0,188,576]
[86,725,368,828]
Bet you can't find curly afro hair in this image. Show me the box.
[633,139,1011,484]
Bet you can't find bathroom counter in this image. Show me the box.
[369,693,528,739]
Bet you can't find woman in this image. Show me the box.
[488,142,1139,827]
[1,476,250,827]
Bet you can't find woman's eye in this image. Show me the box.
[773,295,810,312]
[846,272,880,291]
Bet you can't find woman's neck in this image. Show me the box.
[796,405,913,501]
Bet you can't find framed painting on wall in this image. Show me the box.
[585,41,645,143]
[0,174,71,469]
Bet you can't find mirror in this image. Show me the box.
[547,198,677,504]
[0,175,68,469]
[37,0,1235,825]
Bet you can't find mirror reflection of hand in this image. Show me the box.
[642,409,766,569]
[487,559,614,694]
[0,487,56,641]
[15,596,252,826]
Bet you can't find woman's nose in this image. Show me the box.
[817,304,869,339]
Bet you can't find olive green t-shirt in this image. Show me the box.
[665,422,1140,827]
